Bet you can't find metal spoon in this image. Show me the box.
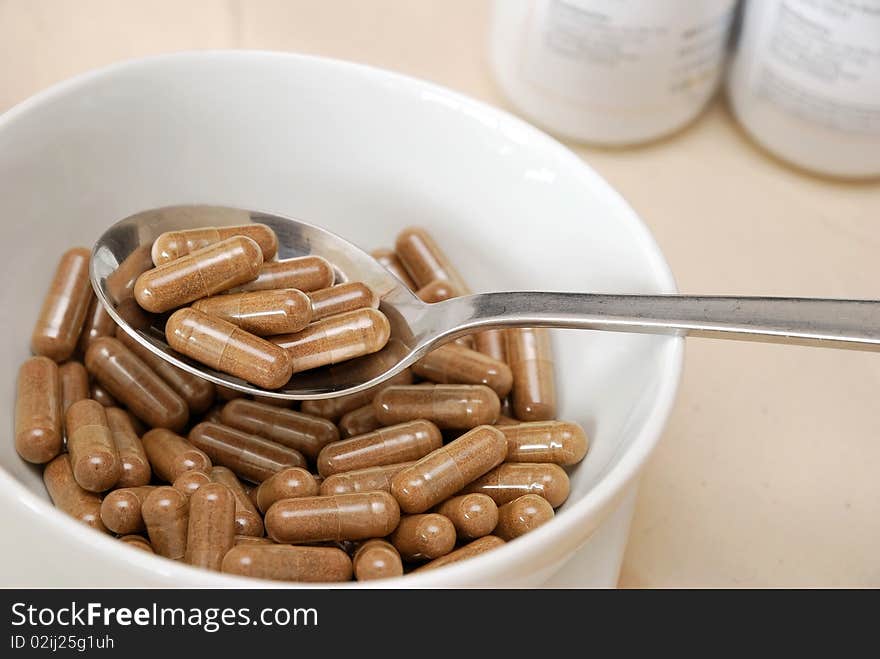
[91,205,880,400]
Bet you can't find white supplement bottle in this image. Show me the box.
[727,0,880,179]
[489,0,739,145]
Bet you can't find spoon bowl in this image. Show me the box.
[91,204,433,399]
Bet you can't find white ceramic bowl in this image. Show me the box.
[0,52,682,587]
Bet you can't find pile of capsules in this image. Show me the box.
[15,223,589,582]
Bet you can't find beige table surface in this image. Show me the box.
[2,0,878,587]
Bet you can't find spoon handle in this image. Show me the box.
[450,293,880,350]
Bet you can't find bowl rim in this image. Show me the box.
[0,49,684,587]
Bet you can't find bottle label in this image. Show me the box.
[749,0,880,135]
[518,0,736,112]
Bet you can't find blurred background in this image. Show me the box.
[1,0,878,586]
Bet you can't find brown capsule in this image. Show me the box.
[78,294,117,353]
[251,394,293,408]
[307,282,379,321]
[506,328,557,421]
[65,399,121,492]
[253,467,319,514]
[390,425,507,514]
[125,410,148,436]
[373,384,500,430]
[352,539,404,581]
[271,308,391,374]
[89,382,118,407]
[106,245,153,305]
[300,368,413,422]
[59,361,90,419]
[192,289,312,336]
[166,308,293,390]
[209,466,265,537]
[413,343,513,397]
[135,236,263,313]
[85,337,189,431]
[415,279,459,303]
[219,399,338,460]
[184,482,236,570]
[142,486,190,560]
[31,247,92,361]
[319,462,415,497]
[114,328,216,414]
[395,227,470,293]
[142,428,212,482]
[496,421,589,465]
[100,486,155,534]
[437,493,499,540]
[221,544,352,582]
[371,248,416,291]
[494,494,555,540]
[43,454,106,532]
[173,470,211,499]
[188,422,306,483]
[216,384,247,401]
[390,513,456,562]
[234,535,274,546]
[317,420,442,477]
[265,491,400,543]
[228,255,334,293]
[338,404,381,439]
[114,297,152,331]
[454,335,476,350]
[201,406,224,424]
[105,407,151,488]
[415,536,505,572]
[247,484,260,509]
[151,224,278,265]
[119,535,154,553]
[15,357,62,464]
[474,329,507,362]
[463,463,570,507]
[88,385,117,412]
